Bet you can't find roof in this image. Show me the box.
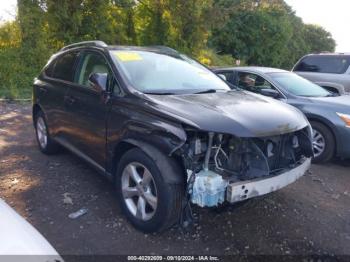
[59,40,180,57]
[107,45,180,56]
[214,66,288,74]
[315,52,350,55]
[303,52,350,57]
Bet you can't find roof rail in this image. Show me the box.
[317,52,350,56]
[60,40,108,51]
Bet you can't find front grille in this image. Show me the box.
[253,128,311,173]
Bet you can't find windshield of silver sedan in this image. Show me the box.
[269,72,331,97]
[110,50,230,95]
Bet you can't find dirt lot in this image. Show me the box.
[1,102,350,258]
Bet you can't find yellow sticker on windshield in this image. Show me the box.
[198,71,212,80]
[115,52,142,62]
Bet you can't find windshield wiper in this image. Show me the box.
[144,92,176,95]
[193,89,218,94]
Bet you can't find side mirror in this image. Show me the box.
[217,74,227,81]
[88,73,108,93]
[260,89,280,98]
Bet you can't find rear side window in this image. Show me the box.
[52,51,79,82]
[216,71,235,84]
[44,60,55,77]
[294,55,350,74]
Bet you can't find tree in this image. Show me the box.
[209,0,336,68]
[210,3,293,67]
[135,0,170,46]
[304,24,336,53]
[280,15,309,69]
[2,0,339,99]
[17,0,49,64]
[165,0,210,54]
[0,20,23,98]
[135,0,211,54]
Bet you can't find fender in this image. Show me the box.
[304,113,340,153]
[120,139,185,184]
[106,119,188,180]
[114,120,187,155]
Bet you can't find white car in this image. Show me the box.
[0,199,63,262]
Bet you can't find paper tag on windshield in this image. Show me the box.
[115,52,142,62]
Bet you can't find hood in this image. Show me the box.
[309,95,350,113]
[146,90,309,137]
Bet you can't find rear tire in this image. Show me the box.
[310,121,335,163]
[34,111,60,154]
[116,148,184,233]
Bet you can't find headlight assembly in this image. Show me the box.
[336,112,350,128]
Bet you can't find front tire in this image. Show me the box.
[34,111,60,154]
[116,148,184,233]
[310,121,335,163]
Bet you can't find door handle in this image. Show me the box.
[39,87,47,94]
[64,96,76,105]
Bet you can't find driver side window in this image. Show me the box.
[237,72,276,93]
[75,52,111,89]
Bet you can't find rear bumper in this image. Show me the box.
[226,157,311,203]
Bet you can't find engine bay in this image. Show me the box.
[179,127,313,207]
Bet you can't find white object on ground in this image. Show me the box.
[0,199,62,261]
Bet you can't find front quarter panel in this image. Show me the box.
[106,96,187,173]
[287,98,350,158]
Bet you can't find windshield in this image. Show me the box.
[269,72,331,97]
[110,50,230,94]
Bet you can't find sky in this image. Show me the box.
[0,0,349,52]
[285,0,349,52]
[0,0,16,22]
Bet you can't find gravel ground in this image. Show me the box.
[1,102,350,259]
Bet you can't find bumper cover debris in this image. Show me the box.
[226,157,311,203]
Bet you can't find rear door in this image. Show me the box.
[63,50,113,168]
[37,51,80,138]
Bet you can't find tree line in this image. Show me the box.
[0,0,336,99]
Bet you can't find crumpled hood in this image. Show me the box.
[146,90,309,137]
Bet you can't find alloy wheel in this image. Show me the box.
[121,162,158,221]
[36,117,48,149]
[312,128,326,158]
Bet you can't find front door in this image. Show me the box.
[64,50,113,168]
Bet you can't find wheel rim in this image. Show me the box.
[121,162,158,221]
[36,117,48,149]
[312,128,326,158]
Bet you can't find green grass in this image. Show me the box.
[0,86,32,100]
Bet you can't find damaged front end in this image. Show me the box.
[178,126,313,208]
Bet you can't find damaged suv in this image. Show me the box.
[33,41,313,232]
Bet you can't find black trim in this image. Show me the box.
[55,137,113,180]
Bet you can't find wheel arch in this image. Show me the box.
[32,104,43,125]
[306,115,338,155]
[111,139,185,185]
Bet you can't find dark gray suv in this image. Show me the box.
[33,41,313,232]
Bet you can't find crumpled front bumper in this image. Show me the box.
[226,157,311,203]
